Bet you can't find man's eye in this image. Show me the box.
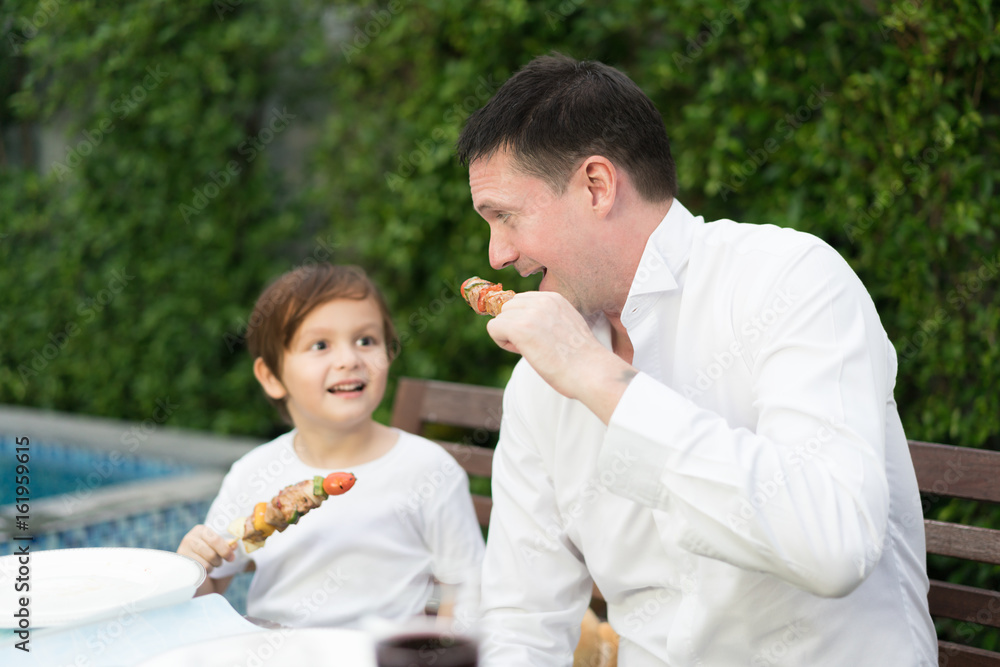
[497,213,511,223]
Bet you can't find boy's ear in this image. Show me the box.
[253,357,288,400]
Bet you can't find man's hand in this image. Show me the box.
[486,291,637,423]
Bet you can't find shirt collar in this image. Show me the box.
[626,198,701,300]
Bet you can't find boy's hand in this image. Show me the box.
[178,524,236,573]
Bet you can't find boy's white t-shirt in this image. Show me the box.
[204,428,485,628]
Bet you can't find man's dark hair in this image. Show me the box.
[456,54,676,202]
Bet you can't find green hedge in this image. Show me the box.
[1,0,325,435]
[3,0,996,448]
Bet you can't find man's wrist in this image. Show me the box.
[574,351,637,424]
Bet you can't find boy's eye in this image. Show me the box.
[357,335,378,347]
[310,341,327,351]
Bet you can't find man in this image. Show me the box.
[456,54,936,666]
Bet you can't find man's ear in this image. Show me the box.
[579,156,617,218]
[253,357,288,400]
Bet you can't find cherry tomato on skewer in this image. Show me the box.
[323,471,356,496]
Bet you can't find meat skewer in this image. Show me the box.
[227,471,356,553]
[461,277,516,317]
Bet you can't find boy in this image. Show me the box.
[178,264,485,628]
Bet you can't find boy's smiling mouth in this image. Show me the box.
[328,380,366,393]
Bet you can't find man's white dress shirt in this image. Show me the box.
[479,200,937,666]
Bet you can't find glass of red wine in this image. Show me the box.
[374,617,479,667]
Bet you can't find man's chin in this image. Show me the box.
[537,275,560,298]
[560,290,593,317]
[537,278,596,315]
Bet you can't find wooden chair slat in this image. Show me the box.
[472,495,493,528]
[925,520,1000,566]
[435,441,495,479]
[407,378,504,431]
[929,580,1000,629]
[389,377,429,433]
[909,441,1000,503]
[938,641,1000,667]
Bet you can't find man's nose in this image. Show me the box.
[489,228,518,270]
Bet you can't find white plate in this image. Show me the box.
[0,547,205,628]
[136,627,376,667]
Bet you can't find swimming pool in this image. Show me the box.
[0,407,262,614]
[0,435,195,505]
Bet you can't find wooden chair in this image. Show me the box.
[390,376,608,618]
[909,441,1000,666]
[391,377,1000,665]
[390,376,501,530]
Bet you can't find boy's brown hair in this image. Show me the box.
[245,263,399,424]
